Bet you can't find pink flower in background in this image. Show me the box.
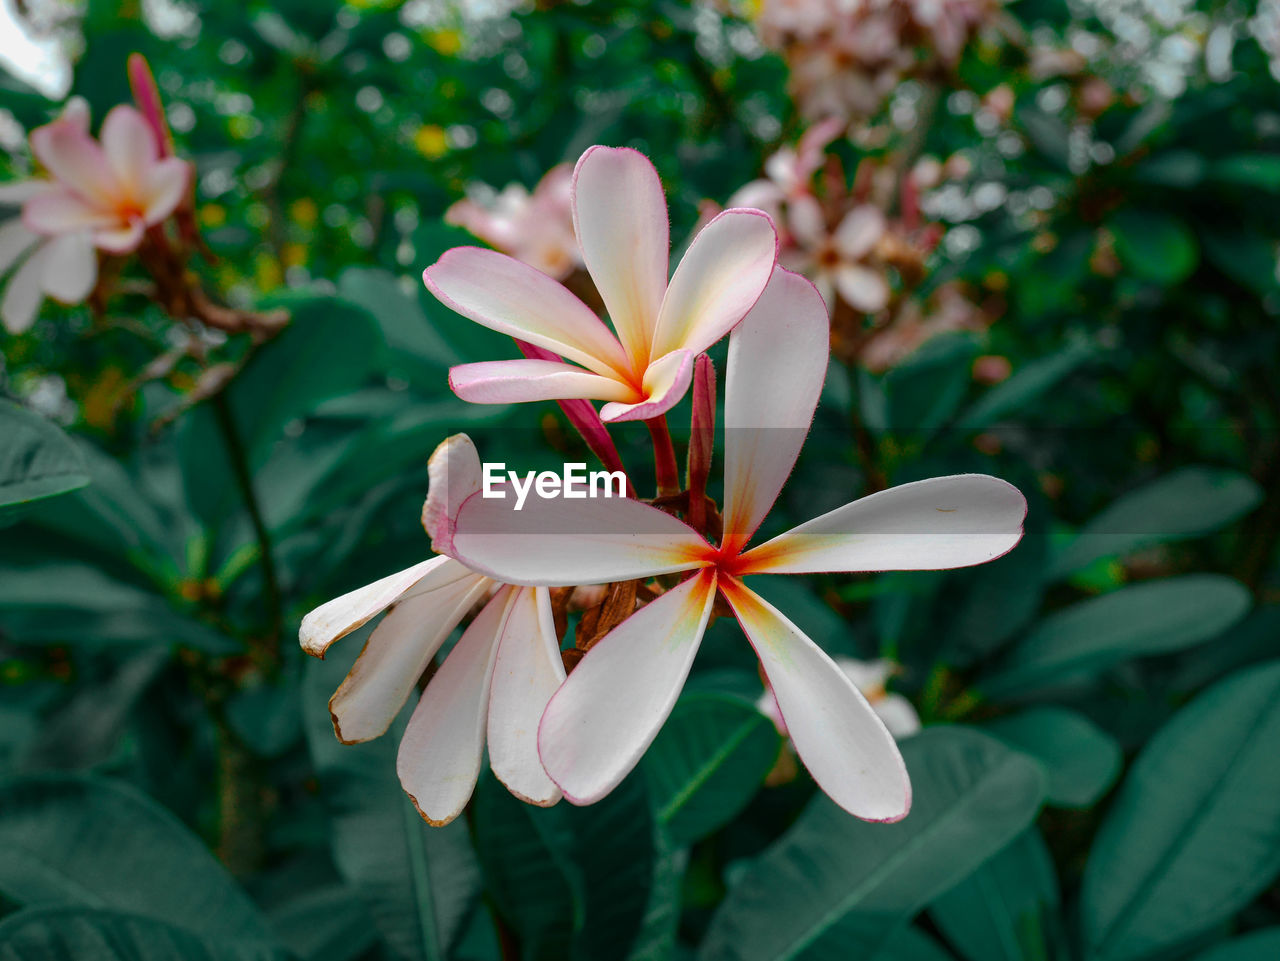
[728,118,842,246]
[424,145,778,422]
[300,435,566,824]
[445,164,582,279]
[447,267,1026,821]
[792,203,891,313]
[758,657,922,739]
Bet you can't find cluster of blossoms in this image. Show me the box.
[728,120,995,371]
[304,145,1026,825]
[741,0,1005,122]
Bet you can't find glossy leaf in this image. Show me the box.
[984,707,1122,808]
[0,399,89,521]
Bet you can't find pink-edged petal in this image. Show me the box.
[328,572,492,743]
[538,569,718,804]
[423,433,483,554]
[0,220,39,274]
[834,263,889,312]
[139,157,190,224]
[300,555,468,656]
[30,118,118,204]
[92,219,146,254]
[722,578,910,822]
[833,205,885,260]
[571,145,669,367]
[649,208,778,360]
[397,586,513,825]
[40,231,96,303]
[451,488,708,586]
[0,180,55,205]
[449,358,636,406]
[22,190,117,235]
[721,268,829,552]
[740,474,1028,575]
[100,105,157,195]
[424,246,631,379]
[487,586,565,806]
[599,348,694,423]
[1,240,49,334]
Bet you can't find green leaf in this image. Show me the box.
[1081,662,1280,961]
[955,342,1095,430]
[873,926,959,961]
[1049,468,1263,580]
[978,576,1251,699]
[1192,929,1280,961]
[1211,154,1280,191]
[338,266,461,377]
[303,655,481,961]
[1198,225,1279,295]
[0,907,279,961]
[699,727,1046,961]
[268,886,379,961]
[474,769,658,961]
[1108,209,1198,285]
[625,829,690,961]
[929,829,1061,961]
[0,775,273,945]
[0,400,89,520]
[643,693,781,846]
[984,707,1122,808]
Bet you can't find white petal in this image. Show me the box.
[833,205,885,260]
[448,358,635,405]
[649,208,777,360]
[875,694,922,739]
[538,570,718,804]
[139,157,190,225]
[572,146,669,367]
[423,433,484,554]
[833,263,889,312]
[487,586,565,806]
[1,239,50,333]
[101,105,158,196]
[741,475,1028,575]
[300,555,470,656]
[598,347,694,423]
[0,180,55,205]
[0,219,39,275]
[721,268,829,551]
[723,578,910,821]
[40,231,96,303]
[397,586,512,825]
[328,572,492,743]
[451,487,708,586]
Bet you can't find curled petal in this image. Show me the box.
[741,474,1028,575]
[599,348,694,423]
[649,208,777,360]
[721,268,829,552]
[539,569,718,804]
[329,573,492,743]
[423,433,484,554]
[424,246,631,380]
[722,578,910,822]
[572,145,669,367]
[300,555,472,656]
[40,231,96,303]
[487,587,565,806]
[449,358,636,406]
[451,488,708,586]
[397,586,513,825]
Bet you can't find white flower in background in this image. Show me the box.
[758,657,921,739]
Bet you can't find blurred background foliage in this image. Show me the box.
[2,0,1280,959]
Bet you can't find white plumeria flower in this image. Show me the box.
[424,145,778,422]
[758,657,922,740]
[448,266,1026,822]
[299,436,566,825]
[794,203,891,313]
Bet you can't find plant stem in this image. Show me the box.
[210,390,284,664]
[646,415,681,498]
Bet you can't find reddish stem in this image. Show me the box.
[646,414,680,498]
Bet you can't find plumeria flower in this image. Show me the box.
[423,145,778,422]
[794,203,891,314]
[300,436,566,824]
[728,118,842,248]
[0,99,97,333]
[447,267,1026,821]
[758,657,921,740]
[445,164,582,280]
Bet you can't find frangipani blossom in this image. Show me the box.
[758,657,921,739]
[299,436,566,824]
[22,102,189,255]
[445,164,581,279]
[794,203,890,313]
[424,145,778,422]
[447,267,1026,821]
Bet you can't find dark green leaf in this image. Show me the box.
[1211,154,1280,191]
[1081,662,1280,961]
[1108,209,1198,285]
[0,907,278,961]
[268,886,379,961]
[0,400,89,520]
[699,728,1046,961]
[984,708,1122,808]
[1192,929,1280,961]
[955,342,1095,430]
